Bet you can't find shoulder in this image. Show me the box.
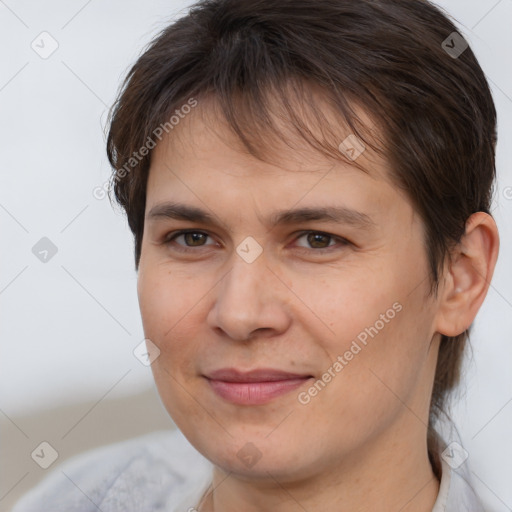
[11,429,213,512]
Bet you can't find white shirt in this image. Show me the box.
[12,428,485,511]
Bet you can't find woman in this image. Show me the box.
[13,0,499,510]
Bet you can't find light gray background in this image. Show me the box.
[1,0,511,510]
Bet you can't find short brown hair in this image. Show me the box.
[106,0,497,477]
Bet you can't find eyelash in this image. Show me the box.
[162,230,350,254]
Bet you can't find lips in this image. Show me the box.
[205,368,313,405]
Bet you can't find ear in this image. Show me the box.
[435,212,500,337]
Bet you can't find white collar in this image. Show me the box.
[432,456,485,511]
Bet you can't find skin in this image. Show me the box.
[136,98,499,512]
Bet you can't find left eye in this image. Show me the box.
[164,230,348,252]
[295,231,343,250]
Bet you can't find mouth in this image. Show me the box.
[204,368,314,405]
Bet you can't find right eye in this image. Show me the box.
[163,230,218,252]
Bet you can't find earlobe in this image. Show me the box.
[435,212,499,337]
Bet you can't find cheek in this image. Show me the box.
[138,264,202,336]
[282,264,396,352]
[137,265,208,379]
[292,254,434,401]
[137,267,211,427]
[321,288,434,427]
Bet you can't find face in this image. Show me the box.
[137,101,442,483]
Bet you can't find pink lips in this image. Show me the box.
[205,368,312,405]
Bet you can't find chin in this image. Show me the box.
[193,433,315,481]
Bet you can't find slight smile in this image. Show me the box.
[205,368,314,405]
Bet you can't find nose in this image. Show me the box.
[207,247,291,342]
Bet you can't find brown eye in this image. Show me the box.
[164,230,216,250]
[295,231,348,251]
[182,232,208,246]
[305,232,333,249]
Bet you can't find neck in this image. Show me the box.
[198,418,440,512]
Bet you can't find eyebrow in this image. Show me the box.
[146,202,376,230]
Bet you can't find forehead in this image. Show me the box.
[145,109,420,244]
[154,103,405,213]
[144,90,420,232]
[150,90,391,183]
[160,84,386,164]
